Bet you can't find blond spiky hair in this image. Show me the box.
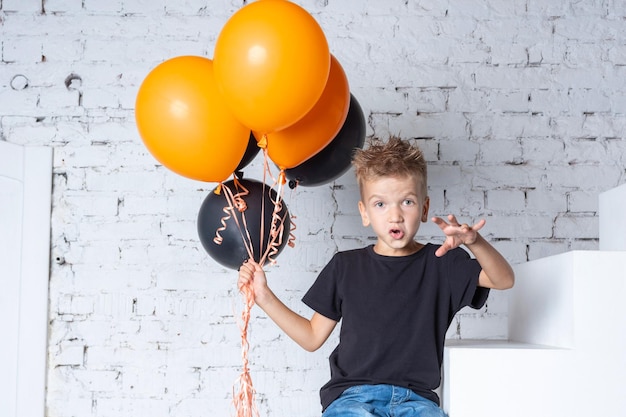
[352,135,427,195]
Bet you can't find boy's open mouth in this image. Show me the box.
[389,229,404,239]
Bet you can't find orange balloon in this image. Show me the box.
[257,55,350,169]
[213,0,330,133]
[135,56,249,182]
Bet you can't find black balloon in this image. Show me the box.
[235,132,261,173]
[197,178,291,270]
[285,94,366,187]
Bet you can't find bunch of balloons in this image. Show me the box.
[135,0,366,269]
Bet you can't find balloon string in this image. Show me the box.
[231,177,255,257]
[257,149,272,265]
[231,149,296,417]
[287,214,297,248]
[214,180,255,262]
[287,182,298,249]
[257,158,288,266]
[265,213,285,265]
[213,182,242,246]
[259,182,266,267]
[257,150,285,264]
[260,177,288,265]
[213,203,232,245]
[212,182,229,245]
[224,176,259,417]
[231,177,249,211]
[233,280,259,417]
[226,180,255,260]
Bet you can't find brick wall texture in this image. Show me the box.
[1,0,625,416]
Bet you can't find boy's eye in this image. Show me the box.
[374,201,384,208]
[403,199,415,206]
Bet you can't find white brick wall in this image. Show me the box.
[1,1,625,416]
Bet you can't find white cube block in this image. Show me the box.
[443,251,626,417]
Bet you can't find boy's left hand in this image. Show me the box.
[432,214,486,257]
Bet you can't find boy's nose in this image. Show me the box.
[388,206,403,222]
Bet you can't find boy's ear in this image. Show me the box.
[421,196,430,222]
[358,200,370,226]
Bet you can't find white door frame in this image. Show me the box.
[0,141,53,417]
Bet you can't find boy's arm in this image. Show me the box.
[432,215,515,290]
[465,233,515,290]
[238,260,337,352]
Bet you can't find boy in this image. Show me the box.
[238,136,515,416]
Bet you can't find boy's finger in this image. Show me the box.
[240,262,257,274]
[431,216,447,228]
[472,219,486,231]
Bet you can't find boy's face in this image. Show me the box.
[358,174,429,257]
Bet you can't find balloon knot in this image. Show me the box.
[214,183,222,195]
[278,170,287,185]
[257,134,268,149]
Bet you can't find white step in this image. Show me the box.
[443,250,626,417]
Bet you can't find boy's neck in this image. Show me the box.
[373,240,425,257]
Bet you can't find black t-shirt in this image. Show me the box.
[302,243,489,411]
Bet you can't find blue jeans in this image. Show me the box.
[322,384,448,417]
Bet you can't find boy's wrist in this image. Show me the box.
[255,286,275,308]
[463,232,483,248]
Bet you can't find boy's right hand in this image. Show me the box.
[238,259,270,304]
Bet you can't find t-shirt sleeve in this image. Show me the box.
[302,254,342,322]
[445,247,490,310]
[470,286,490,309]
